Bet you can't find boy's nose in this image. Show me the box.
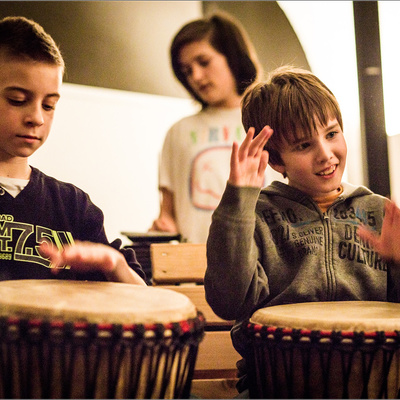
[317,142,333,162]
[24,105,44,127]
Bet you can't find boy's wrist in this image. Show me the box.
[222,183,261,216]
[104,255,146,286]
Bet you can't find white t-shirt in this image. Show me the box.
[159,106,246,243]
[0,176,29,198]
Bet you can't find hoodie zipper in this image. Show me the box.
[322,196,346,300]
[322,212,336,300]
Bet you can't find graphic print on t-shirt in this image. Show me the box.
[0,214,73,268]
[190,146,232,210]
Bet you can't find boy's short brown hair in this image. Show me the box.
[241,65,343,165]
[0,16,64,73]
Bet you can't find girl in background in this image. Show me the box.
[150,11,264,243]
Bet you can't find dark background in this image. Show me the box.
[0,1,310,97]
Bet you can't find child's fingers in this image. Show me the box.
[258,151,270,176]
[38,241,64,270]
[248,126,273,157]
[358,225,379,248]
[256,126,273,156]
[393,202,400,224]
[230,141,239,169]
[255,125,273,142]
[385,200,400,226]
[238,127,255,158]
[384,201,394,224]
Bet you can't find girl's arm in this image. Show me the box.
[149,187,179,233]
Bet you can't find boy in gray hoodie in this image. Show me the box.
[204,65,400,394]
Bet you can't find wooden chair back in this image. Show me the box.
[150,242,206,284]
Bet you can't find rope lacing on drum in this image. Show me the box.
[0,312,205,399]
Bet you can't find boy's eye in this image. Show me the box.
[43,103,56,111]
[294,142,310,151]
[327,131,338,139]
[8,98,25,106]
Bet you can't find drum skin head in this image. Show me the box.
[0,279,197,324]
[250,301,400,333]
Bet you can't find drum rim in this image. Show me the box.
[245,321,400,339]
[1,311,206,339]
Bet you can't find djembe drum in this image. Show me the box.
[245,301,400,399]
[0,279,205,399]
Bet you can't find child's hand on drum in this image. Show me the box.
[39,240,121,273]
[39,241,147,285]
[358,200,400,264]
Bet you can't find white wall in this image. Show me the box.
[378,1,400,202]
[30,83,198,245]
[379,1,400,138]
[388,135,400,203]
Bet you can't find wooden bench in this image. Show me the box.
[150,243,240,399]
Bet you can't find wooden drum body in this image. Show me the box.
[0,279,205,399]
[245,301,400,399]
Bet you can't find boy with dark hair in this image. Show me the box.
[0,16,146,285]
[204,65,400,394]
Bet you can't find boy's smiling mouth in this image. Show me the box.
[316,164,337,176]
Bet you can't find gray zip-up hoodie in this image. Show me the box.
[205,180,399,368]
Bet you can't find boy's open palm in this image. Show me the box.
[358,200,400,264]
[229,126,273,187]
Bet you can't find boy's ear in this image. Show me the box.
[269,162,286,175]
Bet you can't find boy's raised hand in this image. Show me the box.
[229,126,273,187]
[358,200,400,264]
